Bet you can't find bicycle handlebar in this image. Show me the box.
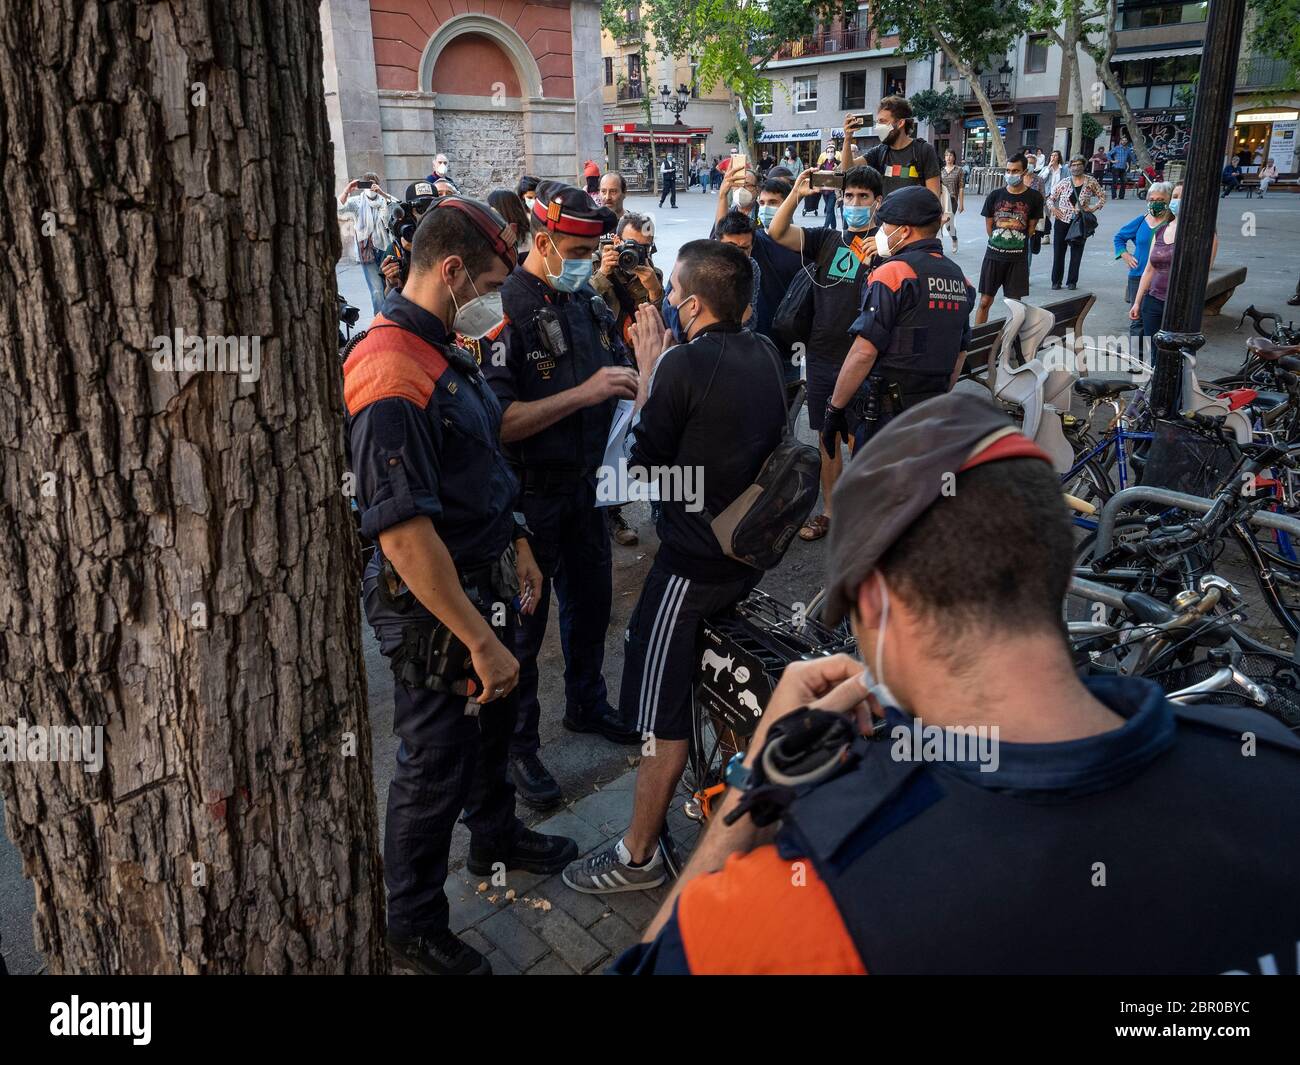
[1093,485,1300,556]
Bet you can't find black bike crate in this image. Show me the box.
[694,588,858,738]
[1139,417,1237,496]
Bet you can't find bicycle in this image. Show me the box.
[656,588,856,877]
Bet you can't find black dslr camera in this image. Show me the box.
[386,195,436,247]
[600,235,652,273]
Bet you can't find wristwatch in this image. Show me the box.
[723,752,754,791]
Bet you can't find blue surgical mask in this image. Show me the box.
[545,245,593,292]
[757,205,777,228]
[1005,172,1023,187]
[1169,198,1180,216]
[842,204,873,230]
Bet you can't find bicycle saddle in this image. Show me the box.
[1247,335,1300,360]
[1073,376,1139,400]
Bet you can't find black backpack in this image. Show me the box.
[709,352,820,570]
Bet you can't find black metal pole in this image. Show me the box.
[1148,0,1247,417]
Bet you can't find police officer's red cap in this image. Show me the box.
[532,180,617,238]
[430,195,518,270]
[821,392,1052,626]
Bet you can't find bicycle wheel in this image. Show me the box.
[1062,454,1114,508]
[683,687,744,822]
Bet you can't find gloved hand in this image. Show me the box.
[822,402,850,455]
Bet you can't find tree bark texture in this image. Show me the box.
[0,0,385,973]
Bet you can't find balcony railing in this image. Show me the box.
[955,74,1017,106]
[773,26,872,60]
[1236,55,1292,91]
[617,81,645,102]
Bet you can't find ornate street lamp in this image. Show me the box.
[659,82,691,125]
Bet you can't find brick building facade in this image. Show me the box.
[322,0,604,199]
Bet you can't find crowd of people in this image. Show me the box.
[334,110,1300,977]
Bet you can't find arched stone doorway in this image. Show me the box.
[418,15,546,197]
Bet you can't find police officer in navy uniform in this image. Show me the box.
[821,186,975,456]
[344,196,578,976]
[485,181,641,809]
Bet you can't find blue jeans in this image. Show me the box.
[1140,293,1166,356]
[360,257,386,315]
[821,190,837,228]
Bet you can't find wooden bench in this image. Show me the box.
[1243,177,1299,198]
[959,292,1097,384]
[1205,265,1247,315]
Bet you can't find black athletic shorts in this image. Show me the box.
[618,559,758,741]
[978,254,1030,300]
[804,354,846,431]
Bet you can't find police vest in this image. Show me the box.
[774,687,1300,974]
[874,244,970,403]
[499,272,623,474]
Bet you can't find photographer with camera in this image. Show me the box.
[592,211,663,343]
[343,195,577,976]
[615,391,1300,974]
[378,181,439,296]
[338,173,396,314]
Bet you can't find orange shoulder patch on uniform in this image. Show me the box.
[344,346,438,415]
[675,844,867,975]
[867,258,918,292]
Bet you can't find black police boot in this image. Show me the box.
[387,930,491,976]
[563,703,641,746]
[509,751,562,809]
[467,824,578,877]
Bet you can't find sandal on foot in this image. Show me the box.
[799,514,830,541]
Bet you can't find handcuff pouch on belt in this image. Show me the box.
[853,376,905,424]
[388,543,520,696]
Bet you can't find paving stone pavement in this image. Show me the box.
[439,767,703,975]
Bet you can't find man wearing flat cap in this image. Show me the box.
[485,181,641,809]
[822,185,975,456]
[612,392,1300,974]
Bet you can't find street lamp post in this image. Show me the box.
[1148,0,1248,418]
[659,83,691,125]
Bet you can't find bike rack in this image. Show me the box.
[1068,576,1132,610]
[1093,485,1300,554]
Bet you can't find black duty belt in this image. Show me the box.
[387,545,520,696]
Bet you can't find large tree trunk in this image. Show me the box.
[932,29,1007,166]
[640,41,659,192]
[0,0,384,973]
[1087,0,1154,171]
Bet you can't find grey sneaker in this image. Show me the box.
[561,839,666,895]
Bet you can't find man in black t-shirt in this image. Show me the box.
[846,97,942,201]
[975,152,1044,325]
[766,163,884,542]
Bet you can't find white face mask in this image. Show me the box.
[874,225,900,258]
[731,188,755,209]
[874,121,896,142]
[434,161,449,176]
[859,574,903,712]
[450,273,504,338]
